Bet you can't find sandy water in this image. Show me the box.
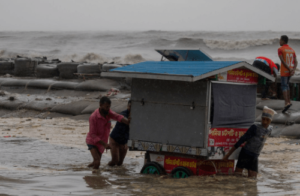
[1,118,300,196]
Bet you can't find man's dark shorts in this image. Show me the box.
[87,144,97,150]
[236,148,258,172]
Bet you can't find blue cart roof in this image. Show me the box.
[101,61,275,82]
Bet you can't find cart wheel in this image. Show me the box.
[140,162,165,175]
[171,167,193,178]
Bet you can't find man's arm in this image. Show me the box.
[223,125,256,160]
[279,54,292,72]
[121,117,130,125]
[98,140,111,149]
[293,57,298,75]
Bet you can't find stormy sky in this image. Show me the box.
[0,0,298,31]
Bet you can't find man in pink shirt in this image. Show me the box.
[86,96,130,169]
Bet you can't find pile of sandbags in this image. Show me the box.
[0,60,14,75]
[36,64,59,78]
[77,63,101,74]
[14,57,38,77]
[57,62,80,79]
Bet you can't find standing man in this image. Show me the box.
[223,106,276,178]
[278,35,298,113]
[86,96,130,170]
[108,100,131,166]
[252,56,280,99]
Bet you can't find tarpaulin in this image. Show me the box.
[212,83,256,128]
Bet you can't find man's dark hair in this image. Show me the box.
[100,96,111,105]
[281,35,289,44]
[128,99,131,104]
[275,63,280,71]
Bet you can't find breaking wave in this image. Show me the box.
[0,31,300,62]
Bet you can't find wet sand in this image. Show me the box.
[1,118,300,195]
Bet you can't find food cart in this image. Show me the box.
[102,60,275,178]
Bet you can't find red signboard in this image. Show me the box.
[208,128,247,147]
[197,160,235,175]
[218,68,258,84]
[164,155,197,174]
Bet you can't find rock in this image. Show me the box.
[8,96,15,101]
[46,98,52,101]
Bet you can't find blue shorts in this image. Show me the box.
[87,144,97,150]
[281,76,291,91]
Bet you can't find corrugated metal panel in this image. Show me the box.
[130,79,208,147]
[111,61,240,77]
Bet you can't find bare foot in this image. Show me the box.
[87,162,94,168]
[108,161,116,167]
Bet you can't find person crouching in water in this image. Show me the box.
[108,99,131,166]
[223,106,276,178]
[86,96,130,170]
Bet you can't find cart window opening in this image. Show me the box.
[212,83,256,128]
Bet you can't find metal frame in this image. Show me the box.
[155,48,213,61]
[101,62,275,82]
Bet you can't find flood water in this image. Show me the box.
[1,137,300,196]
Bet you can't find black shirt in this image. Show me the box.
[110,109,130,145]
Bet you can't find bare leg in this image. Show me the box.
[287,89,291,104]
[248,170,257,178]
[117,144,128,166]
[283,91,289,106]
[89,148,102,169]
[108,137,119,166]
[234,167,244,176]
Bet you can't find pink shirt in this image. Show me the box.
[86,109,124,153]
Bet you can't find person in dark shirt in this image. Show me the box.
[223,106,276,178]
[108,100,131,166]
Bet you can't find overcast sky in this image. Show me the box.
[0,0,299,32]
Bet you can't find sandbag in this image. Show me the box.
[0,61,14,75]
[36,64,59,78]
[77,63,101,74]
[57,62,80,79]
[21,101,57,111]
[14,58,37,76]
[101,64,122,72]
[81,100,127,114]
[26,79,57,89]
[0,78,30,87]
[280,124,300,138]
[50,81,79,90]
[75,79,120,91]
[0,100,24,110]
[256,100,300,112]
[50,100,91,115]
